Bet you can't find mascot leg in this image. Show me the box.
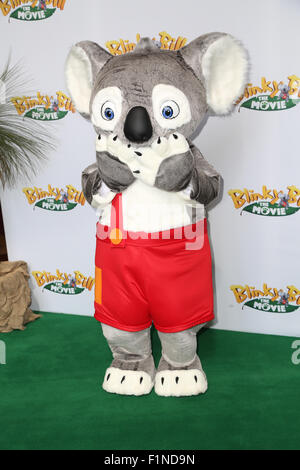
[101,324,155,396]
[155,324,207,397]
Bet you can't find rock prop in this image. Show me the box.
[0,261,41,333]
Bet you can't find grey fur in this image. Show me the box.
[155,149,194,192]
[156,355,205,375]
[90,49,207,145]
[96,151,135,193]
[71,36,225,198]
[158,324,204,367]
[101,324,155,379]
[101,323,206,380]
[132,37,161,54]
[179,33,227,88]
[111,356,155,381]
[189,143,221,205]
[75,41,111,90]
[81,163,102,204]
[67,33,248,200]
[102,323,152,359]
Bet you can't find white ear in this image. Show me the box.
[65,41,111,117]
[202,35,249,115]
[65,45,93,116]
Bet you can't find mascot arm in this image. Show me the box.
[82,138,136,209]
[154,139,221,206]
[82,163,102,205]
[187,143,221,206]
[82,162,115,209]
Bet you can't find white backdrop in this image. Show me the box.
[1,0,299,337]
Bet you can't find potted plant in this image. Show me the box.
[0,59,55,332]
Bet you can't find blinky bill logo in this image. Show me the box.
[0,0,66,21]
[231,284,300,314]
[32,270,94,295]
[106,31,187,56]
[11,91,75,121]
[23,185,86,212]
[237,75,300,111]
[228,185,300,217]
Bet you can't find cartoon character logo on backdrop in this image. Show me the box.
[23,185,86,212]
[0,0,66,22]
[105,31,187,55]
[237,75,300,111]
[11,91,75,121]
[32,269,94,295]
[231,284,300,314]
[228,185,300,216]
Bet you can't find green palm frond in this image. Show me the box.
[0,59,56,188]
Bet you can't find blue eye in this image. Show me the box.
[103,107,114,120]
[101,102,116,121]
[160,101,180,119]
[162,106,173,119]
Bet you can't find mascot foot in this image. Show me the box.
[154,356,208,397]
[102,356,155,396]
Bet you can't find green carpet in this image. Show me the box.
[0,312,299,450]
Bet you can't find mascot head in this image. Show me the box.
[65,33,249,147]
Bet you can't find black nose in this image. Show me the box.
[124,106,153,143]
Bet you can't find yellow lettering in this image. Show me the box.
[66,184,79,202]
[269,81,279,98]
[127,42,135,52]
[0,0,11,15]
[10,97,28,115]
[54,0,66,9]
[32,271,46,287]
[105,32,187,55]
[227,189,247,209]
[36,92,48,108]
[105,40,122,56]
[22,187,37,204]
[175,36,187,50]
[159,31,172,49]
[260,77,272,94]
[268,188,280,205]
[87,277,95,291]
[74,270,84,287]
[56,91,66,109]
[288,75,300,95]
[252,288,264,298]
[287,185,300,205]
[230,285,248,303]
[287,286,300,303]
[119,39,127,54]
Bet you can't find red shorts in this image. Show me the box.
[94,219,214,333]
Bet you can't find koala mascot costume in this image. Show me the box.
[65,33,249,397]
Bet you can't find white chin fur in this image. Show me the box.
[102,367,153,396]
[155,369,208,397]
[202,35,249,115]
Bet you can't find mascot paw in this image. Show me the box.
[102,367,154,396]
[151,133,189,159]
[155,369,207,397]
[154,356,208,397]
